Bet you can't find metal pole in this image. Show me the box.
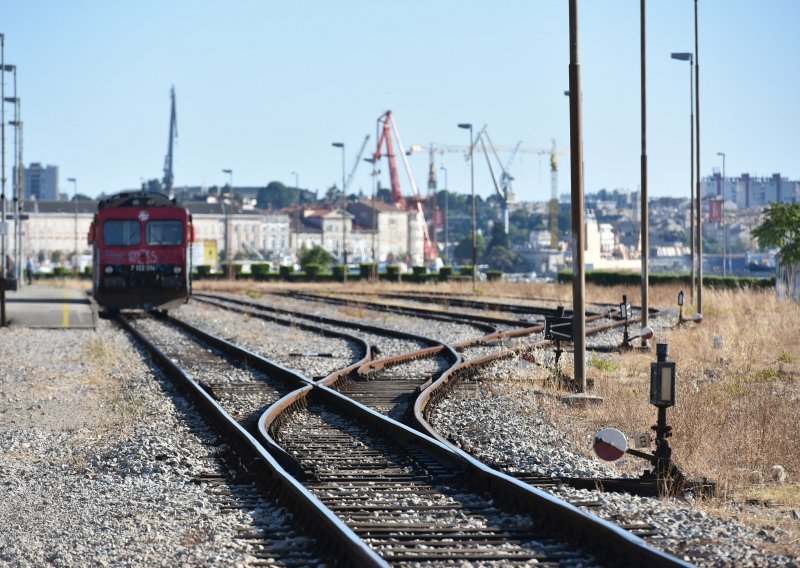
[1,33,7,327]
[10,67,19,282]
[689,58,695,304]
[441,166,448,263]
[718,152,726,276]
[222,169,233,279]
[469,127,476,292]
[370,158,377,280]
[695,0,703,315]
[640,0,649,347]
[71,179,78,275]
[340,144,347,284]
[292,171,299,260]
[569,0,586,391]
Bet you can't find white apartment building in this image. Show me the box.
[704,172,799,209]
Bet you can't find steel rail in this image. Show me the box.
[117,314,387,567]
[258,377,689,567]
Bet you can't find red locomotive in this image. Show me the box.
[88,191,193,311]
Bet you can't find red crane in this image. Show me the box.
[372,110,436,260]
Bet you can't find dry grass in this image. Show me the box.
[578,287,800,495]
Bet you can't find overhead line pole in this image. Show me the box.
[1,33,6,327]
[695,0,703,315]
[640,0,649,347]
[568,0,586,391]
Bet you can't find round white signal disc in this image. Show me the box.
[593,427,628,461]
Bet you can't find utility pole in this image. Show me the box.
[440,165,448,262]
[292,171,299,259]
[695,0,703,315]
[717,152,726,277]
[67,178,78,275]
[568,0,587,391]
[640,0,650,347]
[458,123,476,292]
[222,169,234,279]
[1,33,7,327]
[331,142,346,283]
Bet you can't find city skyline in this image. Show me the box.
[1,1,798,202]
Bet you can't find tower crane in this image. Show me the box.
[373,110,435,260]
[549,139,560,249]
[343,134,370,194]
[162,86,177,193]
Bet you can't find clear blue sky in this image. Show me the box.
[2,1,798,202]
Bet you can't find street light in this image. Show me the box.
[671,51,695,304]
[331,142,347,283]
[440,165,448,263]
[364,156,378,280]
[457,123,476,292]
[291,170,299,259]
[717,152,726,276]
[67,177,78,274]
[694,0,703,318]
[222,169,234,279]
[639,0,650,349]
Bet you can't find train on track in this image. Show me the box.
[88,191,193,312]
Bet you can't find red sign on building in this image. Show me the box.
[709,199,723,223]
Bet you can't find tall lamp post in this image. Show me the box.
[716,152,726,276]
[670,51,695,304]
[4,63,19,281]
[222,169,234,279]
[291,170,299,259]
[694,0,703,317]
[0,33,7,327]
[67,178,78,274]
[440,165,448,263]
[639,0,649,347]
[457,123,476,292]
[364,157,378,280]
[331,142,347,283]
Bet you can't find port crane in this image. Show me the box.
[162,86,177,193]
[373,110,436,260]
[343,134,370,194]
[409,134,564,241]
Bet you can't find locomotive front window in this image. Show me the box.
[103,220,141,246]
[146,221,184,245]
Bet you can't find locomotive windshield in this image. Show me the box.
[104,220,141,246]
[146,221,184,245]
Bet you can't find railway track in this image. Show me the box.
[117,311,383,566]
[261,384,686,566]
[130,295,688,563]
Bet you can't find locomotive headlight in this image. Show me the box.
[173,266,182,274]
[105,266,113,274]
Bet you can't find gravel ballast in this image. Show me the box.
[0,323,317,565]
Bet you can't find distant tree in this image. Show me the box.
[453,234,487,264]
[257,181,292,210]
[376,187,393,203]
[487,222,510,251]
[145,179,163,194]
[298,245,335,270]
[753,202,800,266]
[325,184,342,204]
[51,250,62,264]
[72,193,93,201]
[483,245,521,272]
